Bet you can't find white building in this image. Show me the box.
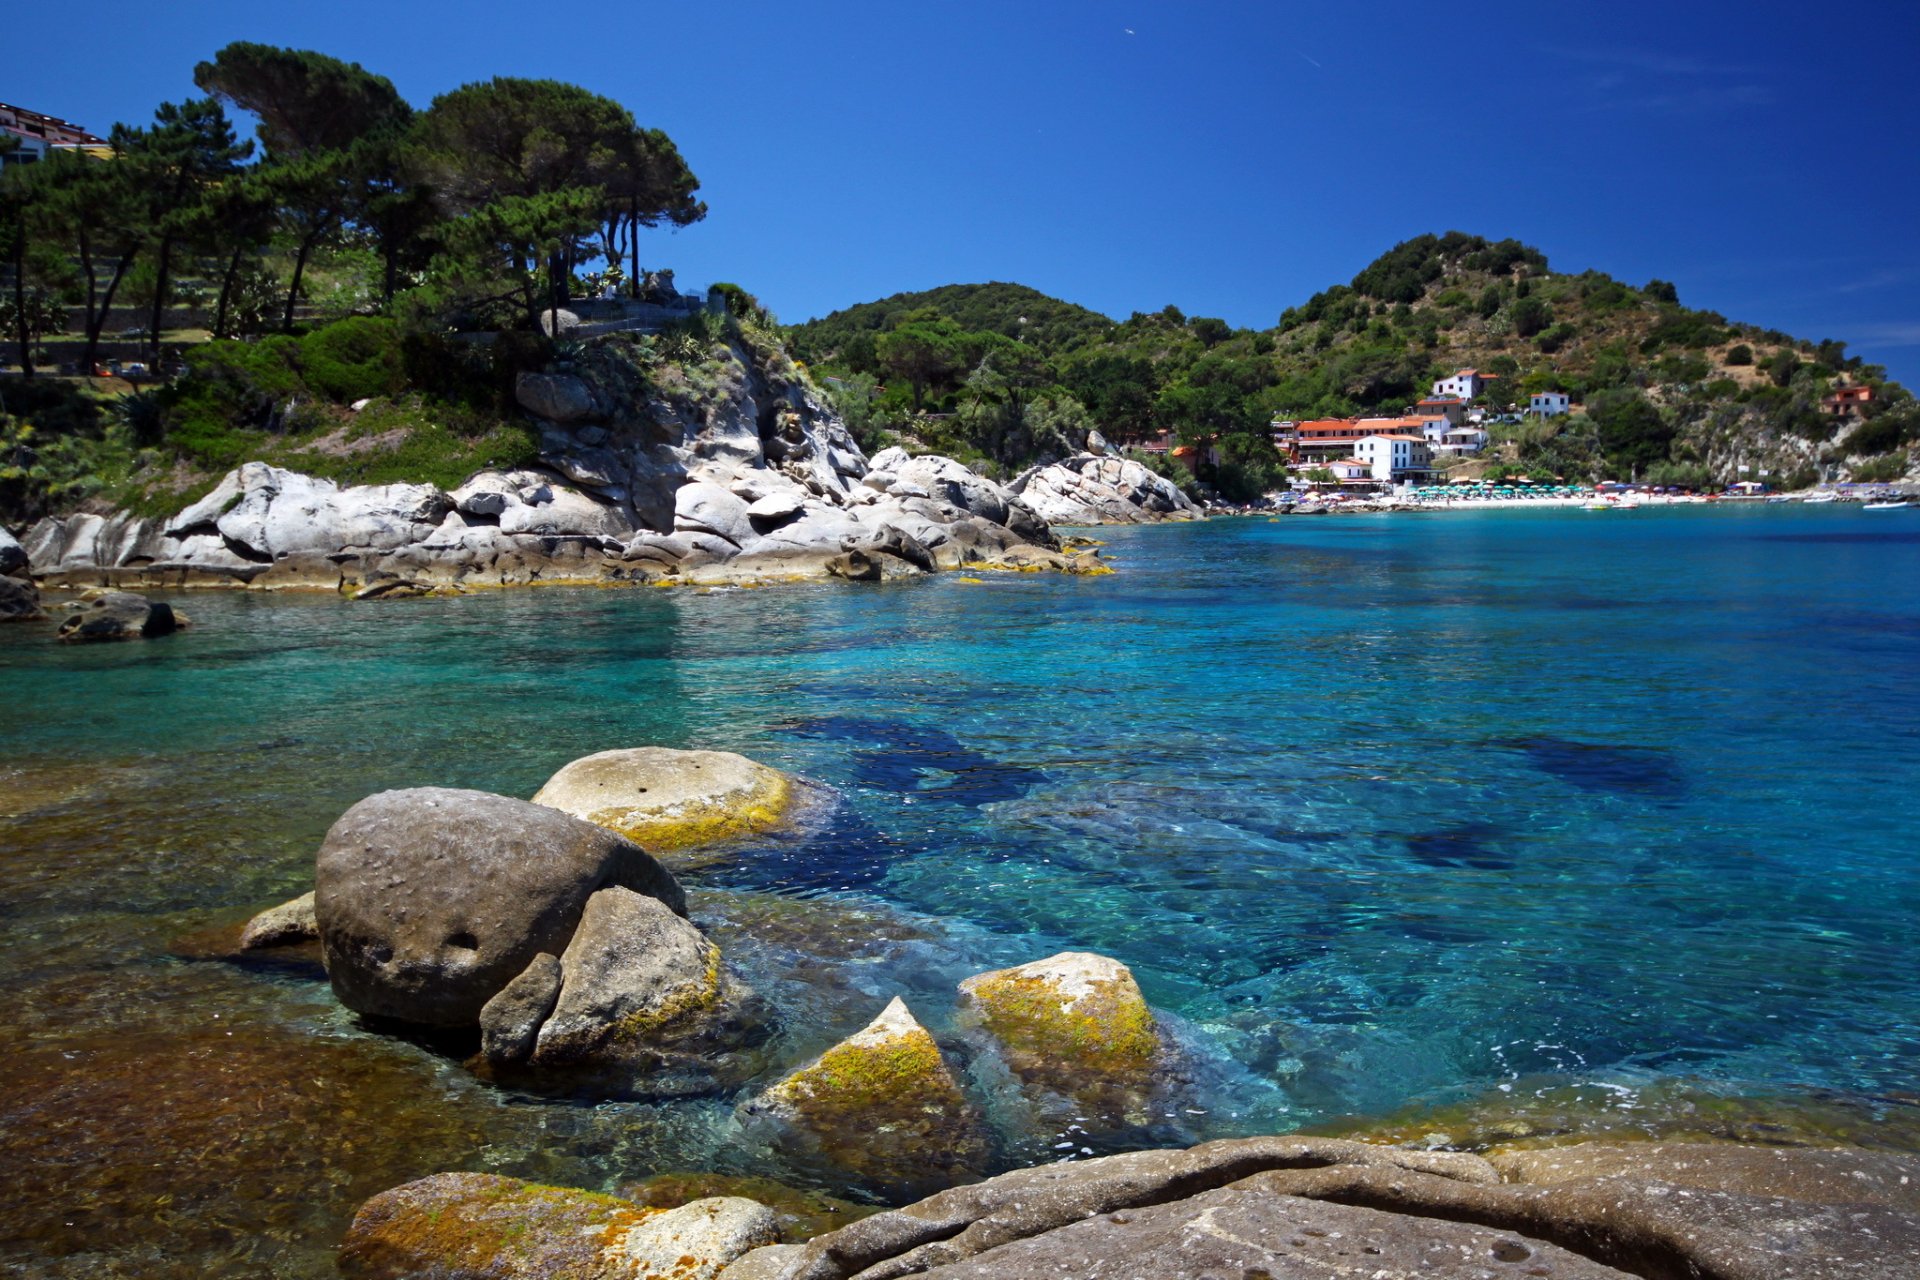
[1431,425,1489,455]
[1431,369,1494,401]
[1528,391,1571,417]
[1355,434,1435,482]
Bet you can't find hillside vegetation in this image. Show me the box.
[790,232,1918,497]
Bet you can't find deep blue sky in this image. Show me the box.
[10,0,1919,381]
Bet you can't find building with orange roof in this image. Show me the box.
[1355,432,1436,482]
[1822,385,1873,417]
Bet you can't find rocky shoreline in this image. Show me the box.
[7,338,1199,598]
[206,742,1920,1280]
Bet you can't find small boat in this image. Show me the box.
[1803,492,1838,504]
[1863,500,1910,511]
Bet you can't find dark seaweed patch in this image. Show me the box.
[1404,822,1515,871]
[779,715,1047,807]
[1506,736,1685,798]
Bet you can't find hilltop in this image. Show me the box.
[788,233,1918,497]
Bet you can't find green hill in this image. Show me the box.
[793,232,1918,496]
[789,282,1116,362]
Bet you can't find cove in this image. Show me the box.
[2,502,1919,1277]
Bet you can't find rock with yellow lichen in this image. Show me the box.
[956,951,1164,1126]
[746,997,991,1198]
[481,886,772,1097]
[338,1171,776,1280]
[532,748,812,864]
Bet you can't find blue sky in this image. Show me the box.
[11,0,1920,381]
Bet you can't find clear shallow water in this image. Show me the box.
[3,504,1920,1274]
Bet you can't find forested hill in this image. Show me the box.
[789,283,1116,362]
[789,233,1918,496]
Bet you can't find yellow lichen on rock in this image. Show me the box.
[531,747,801,858]
[957,951,1160,1083]
[755,997,990,1193]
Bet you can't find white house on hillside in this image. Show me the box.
[1431,369,1495,401]
[1528,391,1571,417]
[1356,434,1435,482]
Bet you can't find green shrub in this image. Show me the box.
[1852,453,1909,482]
[1725,344,1753,366]
[298,316,408,404]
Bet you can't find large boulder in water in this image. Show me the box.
[314,787,686,1027]
[0,573,44,623]
[55,589,179,642]
[531,747,804,858]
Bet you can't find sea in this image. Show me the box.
[2,502,1917,1276]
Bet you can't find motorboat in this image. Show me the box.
[1803,492,1838,504]
[1863,500,1910,511]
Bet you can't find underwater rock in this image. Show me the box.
[238,890,318,950]
[0,572,44,622]
[956,951,1161,1120]
[531,747,804,859]
[519,886,769,1093]
[340,1171,775,1280]
[54,589,178,642]
[749,997,990,1195]
[314,787,686,1027]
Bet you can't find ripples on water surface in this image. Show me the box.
[3,504,1919,1275]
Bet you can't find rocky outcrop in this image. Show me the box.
[54,589,181,642]
[1010,454,1200,525]
[718,1136,1920,1280]
[531,747,806,859]
[746,997,991,1197]
[339,1172,777,1280]
[23,335,1095,593]
[314,787,687,1027]
[238,891,318,950]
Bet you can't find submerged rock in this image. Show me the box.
[531,747,804,859]
[749,997,990,1196]
[238,890,318,950]
[956,951,1161,1116]
[54,589,179,642]
[314,787,686,1027]
[340,1171,776,1280]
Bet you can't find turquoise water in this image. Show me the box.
[3,504,1919,1274]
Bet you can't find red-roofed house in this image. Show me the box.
[1822,385,1873,417]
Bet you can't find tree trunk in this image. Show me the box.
[83,256,132,378]
[214,246,244,339]
[148,234,174,361]
[11,223,33,380]
[283,231,320,333]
